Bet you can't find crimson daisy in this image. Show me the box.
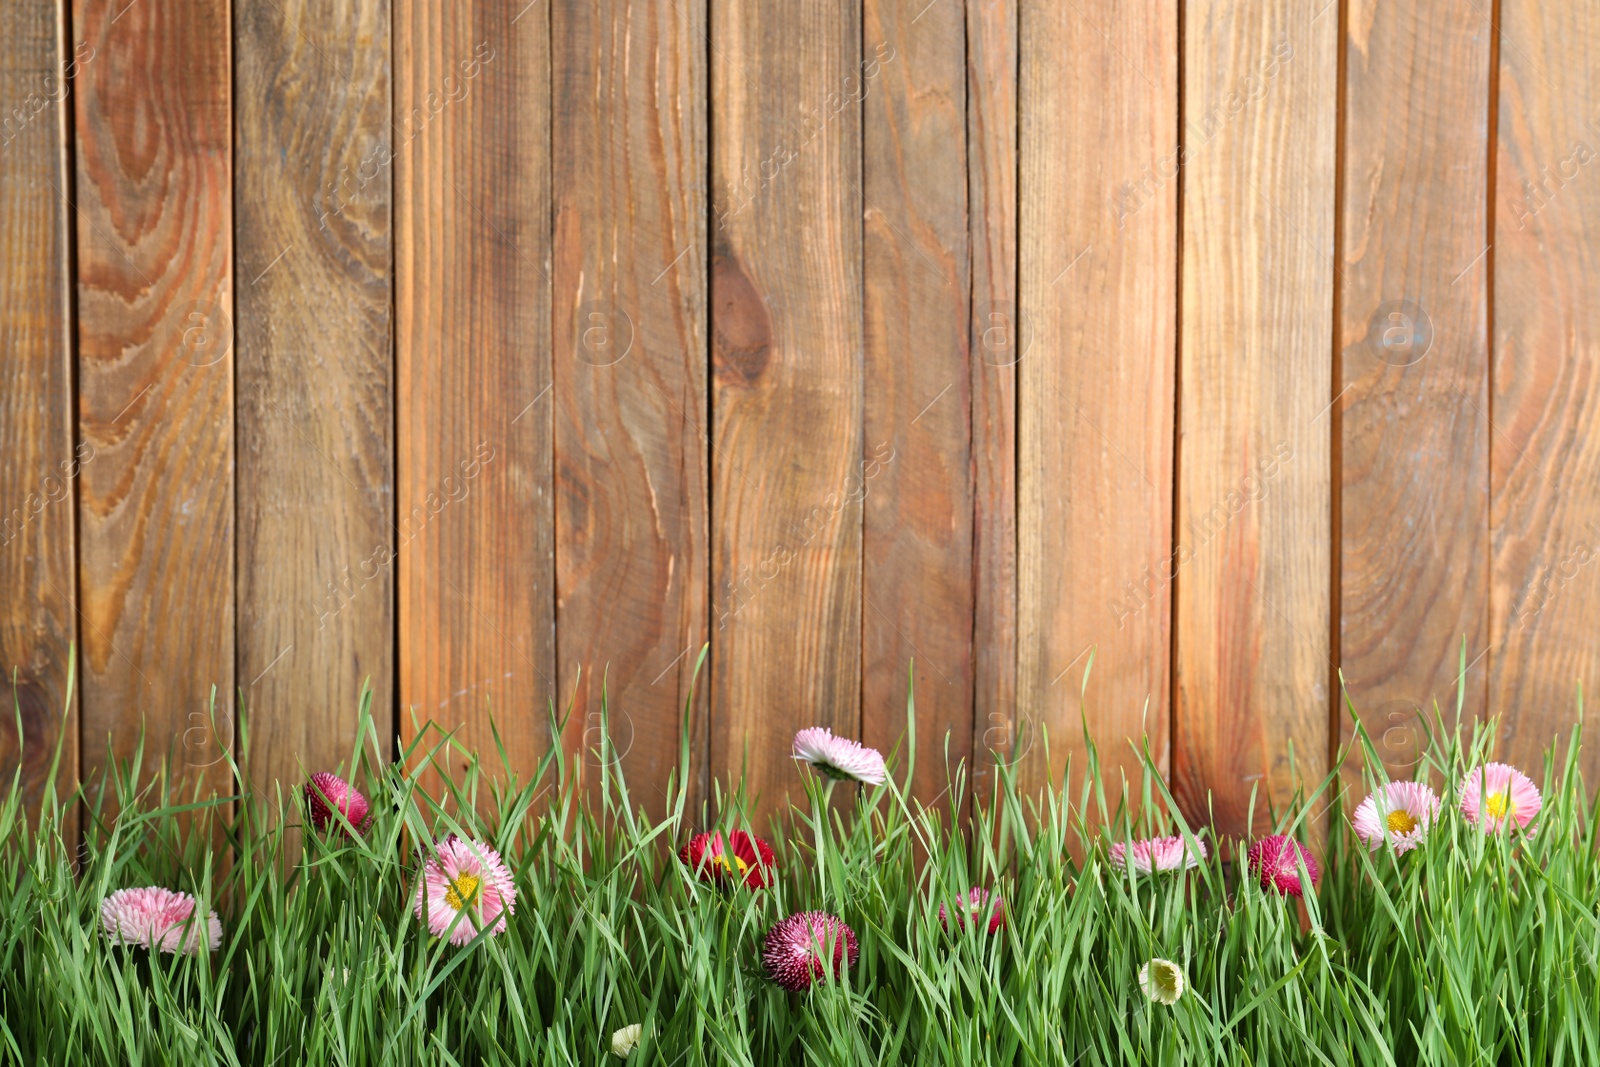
[679,830,776,888]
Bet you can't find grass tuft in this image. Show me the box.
[2,654,1597,1065]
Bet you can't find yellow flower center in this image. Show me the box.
[1486,792,1511,819]
[445,872,481,910]
[711,853,750,876]
[1385,809,1418,835]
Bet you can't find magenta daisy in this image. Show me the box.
[304,772,370,834]
[792,727,887,785]
[937,887,1005,935]
[1352,781,1440,854]
[415,835,517,946]
[1246,834,1320,897]
[100,887,222,955]
[762,911,859,991]
[1459,762,1542,832]
[1109,835,1208,875]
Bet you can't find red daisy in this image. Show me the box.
[763,911,859,991]
[679,830,776,889]
[1246,834,1320,897]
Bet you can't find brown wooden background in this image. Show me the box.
[2,0,1597,835]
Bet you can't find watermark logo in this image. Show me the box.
[176,301,232,368]
[1366,299,1432,368]
[980,709,1036,767]
[1361,697,1425,774]
[575,300,633,367]
[183,703,235,769]
[975,301,1032,367]
[581,707,635,767]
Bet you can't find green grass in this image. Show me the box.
[2,651,1598,1065]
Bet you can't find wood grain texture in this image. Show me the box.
[1172,2,1337,834]
[1017,0,1176,797]
[860,0,971,801]
[1338,0,1490,782]
[396,3,554,779]
[966,0,1018,793]
[235,0,393,794]
[73,0,235,785]
[0,0,76,806]
[1491,0,1600,770]
[710,0,864,816]
[552,0,708,814]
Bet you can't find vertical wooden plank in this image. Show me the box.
[0,0,76,807]
[397,4,553,777]
[710,0,863,814]
[860,0,971,800]
[235,0,393,793]
[1492,1,1600,769]
[1017,0,1177,796]
[1173,2,1337,834]
[1338,0,1490,781]
[551,0,708,812]
[73,0,235,785]
[966,0,1018,790]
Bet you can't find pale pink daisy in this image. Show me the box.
[1351,781,1440,854]
[1459,762,1542,832]
[792,727,887,785]
[100,887,222,955]
[1109,835,1208,875]
[415,835,517,946]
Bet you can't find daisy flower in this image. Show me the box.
[679,830,776,888]
[1246,834,1320,897]
[1139,958,1185,1005]
[1460,762,1542,832]
[792,727,887,785]
[415,835,517,946]
[1351,780,1439,854]
[763,911,859,991]
[937,886,1005,935]
[100,887,222,955]
[611,1023,642,1059]
[304,772,370,834]
[1109,835,1208,875]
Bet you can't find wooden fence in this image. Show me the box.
[2,0,1596,834]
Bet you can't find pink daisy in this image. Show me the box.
[763,911,859,991]
[937,887,1005,935]
[1109,835,1208,875]
[1459,762,1542,832]
[1246,834,1320,897]
[1351,780,1439,854]
[305,772,370,834]
[792,727,887,785]
[100,887,223,955]
[414,835,517,946]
